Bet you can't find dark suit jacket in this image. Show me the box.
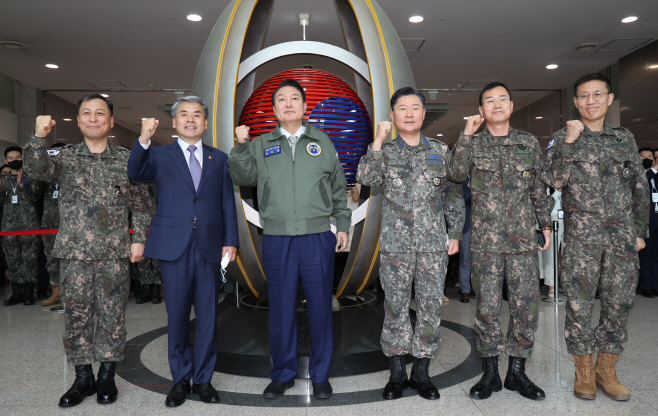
[646,169,657,232]
[127,140,239,263]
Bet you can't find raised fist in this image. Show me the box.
[35,116,56,138]
[140,118,159,144]
[372,121,392,151]
[464,115,484,136]
[565,120,584,144]
[235,125,250,144]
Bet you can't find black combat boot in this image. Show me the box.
[23,281,35,305]
[3,282,23,306]
[135,284,152,304]
[150,283,162,304]
[59,364,96,407]
[470,355,502,399]
[383,355,408,400]
[96,361,118,404]
[408,357,440,400]
[504,356,545,401]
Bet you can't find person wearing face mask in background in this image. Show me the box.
[638,147,658,298]
[0,146,43,306]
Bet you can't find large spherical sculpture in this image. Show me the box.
[238,69,372,188]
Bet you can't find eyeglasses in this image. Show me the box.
[482,96,510,107]
[576,91,609,103]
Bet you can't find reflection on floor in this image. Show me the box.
[0,284,656,415]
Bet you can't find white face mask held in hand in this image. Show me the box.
[220,252,230,283]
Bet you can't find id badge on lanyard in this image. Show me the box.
[10,179,17,204]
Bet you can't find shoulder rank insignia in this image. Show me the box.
[306,142,321,156]
[264,145,281,157]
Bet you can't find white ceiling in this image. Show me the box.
[0,0,656,146]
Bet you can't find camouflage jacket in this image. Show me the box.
[22,133,152,260]
[447,127,552,254]
[41,182,60,229]
[0,171,42,231]
[541,122,649,246]
[356,134,464,253]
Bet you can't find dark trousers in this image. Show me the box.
[160,230,222,385]
[639,221,658,291]
[262,231,335,384]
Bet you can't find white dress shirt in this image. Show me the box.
[140,138,203,169]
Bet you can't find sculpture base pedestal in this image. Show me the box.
[215,290,402,378]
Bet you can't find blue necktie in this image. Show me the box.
[188,145,201,191]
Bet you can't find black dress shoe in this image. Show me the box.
[165,379,190,407]
[383,355,408,400]
[263,380,294,399]
[641,289,656,298]
[460,292,470,303]
[96,361,118,404]
[408,357,440,400]
[59,364,96,407]
[312,381,333,399]
[193,382,220,403]
[504,356,545,401]
[470,356,502,399]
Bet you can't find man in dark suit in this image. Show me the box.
[638,147,658,298]
[127,96,239,407]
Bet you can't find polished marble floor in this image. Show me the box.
[1,283,657,416]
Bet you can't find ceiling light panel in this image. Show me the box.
[409,16,423,23]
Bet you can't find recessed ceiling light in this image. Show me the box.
[463,117,469,120]
[436,134,443,136]
[648,64,658,69]
[172,135,178,138]
[546,64,558,69]
[187,14,202,22]
[109,135,115,138]
[63,118,71,121]
[100,94,109,98]
[141,118,148,120]
[621,16,638,23]
[45,64,58,69]
[409,16,424,23]
[535,116,543,119]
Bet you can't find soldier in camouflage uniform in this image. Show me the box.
[447,82,552,401]
[357,87,464,401]
[23,94,152,408]
[0,165,9,286]
[41,143,65,306]
[541,73,650,401]
[1,146,43,306]
[135,182,162,304]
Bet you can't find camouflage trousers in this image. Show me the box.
[59,258,130,366]
[380,251,448,358]
[2,234,40,283]
[561,241,639,356]
[137,257,162,285]
[471,250,539,358]
[41,234,59,286]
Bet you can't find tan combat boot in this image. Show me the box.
[572,354,596,399]
[595,352,630,400]
[42,286,61,306]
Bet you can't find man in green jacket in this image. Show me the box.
[229,79,350,400]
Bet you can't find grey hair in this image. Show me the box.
[171,96,209,118]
